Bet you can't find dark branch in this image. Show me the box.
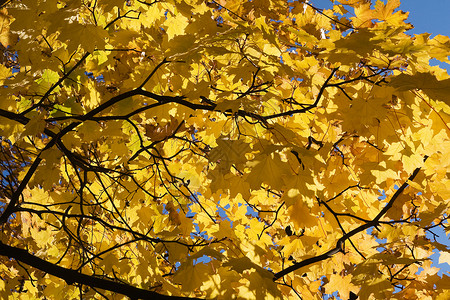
[0,240,199,300]
[273,156,428,280]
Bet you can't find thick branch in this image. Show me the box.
[0,240,198,300]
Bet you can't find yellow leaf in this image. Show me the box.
[35,69,60,94]
[173,262,210,292]
[165,12,189,41]
[21,113,46,138]
[0,8,10,47]
[208,137,251,172]
[247,153,289,190]
[324,273,359,300]
[280,236,304,258]
[439,252,450,266]
[390,72,450,104]
[0,64,11,85]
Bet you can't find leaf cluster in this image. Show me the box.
[0,0,449,299]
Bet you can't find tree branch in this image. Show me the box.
[273,156,428,280]
[0,240,199,300]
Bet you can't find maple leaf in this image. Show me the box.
[208,136,251,172]
[247,152,290,190]
[390,72,450,104]
[164,12,189,41]
[0,8,10,47]
[324,273,359,300]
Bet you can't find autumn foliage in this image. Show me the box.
[1,0,450,299]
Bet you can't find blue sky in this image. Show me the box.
[401,1,450,39]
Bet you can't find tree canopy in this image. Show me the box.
[0,0,450,299]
